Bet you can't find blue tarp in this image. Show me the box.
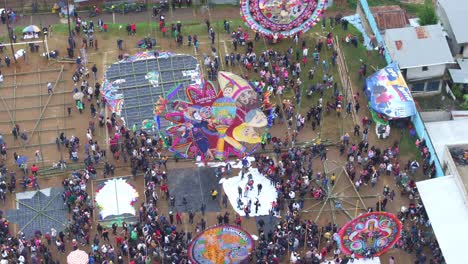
[343,14,373,50]
[365,62,416,119]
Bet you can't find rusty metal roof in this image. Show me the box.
[370,5,409,30]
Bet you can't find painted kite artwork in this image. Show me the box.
[187,225,255,264]
[160,71,270,161]
[240,0,326,38]
[335,212,402,258]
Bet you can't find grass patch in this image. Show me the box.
[398,127,420,159]
[345,0,427,16]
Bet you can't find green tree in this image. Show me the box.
[418,3,438,25]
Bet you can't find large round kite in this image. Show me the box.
[240,0,327,39]
[335,212,402,258]
[159,72,272,161]
[188,225,255,264]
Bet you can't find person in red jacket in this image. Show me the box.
[31,164,39,176]
[176,211,182,224]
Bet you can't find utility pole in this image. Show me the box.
[4,0,17,62]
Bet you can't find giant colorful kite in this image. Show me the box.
[240,0,327,39]
[159,72,270,161]
[188,225,255,264]
[335,212,402,258]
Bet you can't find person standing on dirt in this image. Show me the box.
[117,39,123,50]
[210,28,215,44]
[47,82,53,94]
[211,189,218,200]
[92,64,98,81]
[12,126,18,140]
[20,130,28,144]
[176,21,182,34]
[5,56,10,67]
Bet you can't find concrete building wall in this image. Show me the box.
[443,145,468,199]
[420,111,452,122]
[406,64,446,81]
[436,1,468,57]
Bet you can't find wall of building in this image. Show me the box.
[406,64,446,81]
[410,80,443,96]
[436,1,468,58]
[443,145,468,199]
[420,111,452,122]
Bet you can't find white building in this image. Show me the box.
[384,24,454,95]
[436,0,468,58]
[416,112,468,264]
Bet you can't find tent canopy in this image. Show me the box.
[67,249,89,264]
[365,62,416,119]
[416,175,468,264]
[23,25,41,33]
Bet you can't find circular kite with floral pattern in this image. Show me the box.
[240,0,326,38]
[188,225,255,264]
[335,212,402,258]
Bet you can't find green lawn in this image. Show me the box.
[328,0,429,16]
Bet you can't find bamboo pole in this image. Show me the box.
[0,102,69,110]
[0,115,70,124]
[26,65,64,145]
[38,67,46,167]
[13,69,17,122]
[343,167,368,210]
[2,68,63,77]
[330,198,336,224]
[354,199,359,218]
[0,80,66,89]
[303,224,308,250]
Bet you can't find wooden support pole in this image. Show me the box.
[343,167,368,210]
[0,80,66,89]
[355,199,359,218]
[0,115,70,124]
[2,68,64,77]
[26,65,64,145]
[0,103,70,111]
[38,67,46,167]
[13,69,17,122]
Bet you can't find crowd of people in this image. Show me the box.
[0,5,447,264]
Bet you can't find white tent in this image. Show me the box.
[95,178,138,220]
[67,249,88,264]
[416,175,468,264]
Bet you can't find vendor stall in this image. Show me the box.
[364,62,416,138]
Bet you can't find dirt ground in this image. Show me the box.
[0,6,428,264]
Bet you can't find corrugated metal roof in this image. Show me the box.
[449,58,468,84]
[384,24,454,69]
[438,0,468,44]
[371,5,409,30]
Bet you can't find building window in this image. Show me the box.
[422,66,428,71]
[426,80,441,92]
[411,82,425,92]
